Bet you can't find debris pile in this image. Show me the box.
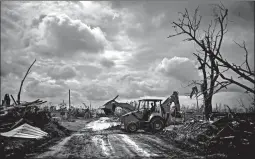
[159,113,255,159]
[0,99,49,132]
[0,96,71,159]
[206,113,255,159]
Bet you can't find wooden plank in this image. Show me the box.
[10,95,17,105]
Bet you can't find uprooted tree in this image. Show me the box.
[17,59,36,104]
[168,4,254,120]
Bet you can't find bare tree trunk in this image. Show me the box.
[205,95,213,120]
[17,59,36,104]
[167,4,255,120]
[196,95,199,110]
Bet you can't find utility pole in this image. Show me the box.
[196,94,199,111]
[69,89,71,110]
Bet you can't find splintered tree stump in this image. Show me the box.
[17,59,36,104]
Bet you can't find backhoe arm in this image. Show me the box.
[161,91,181,125]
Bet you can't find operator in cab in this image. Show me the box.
[150,103,156,112]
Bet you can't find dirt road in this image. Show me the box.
[31,117,202,159]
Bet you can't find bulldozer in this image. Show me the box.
[120,91,182,133]
[101,95,136,115]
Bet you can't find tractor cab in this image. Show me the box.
[120,98,166,133]
[120,92,182,133]
[136,99,163,121]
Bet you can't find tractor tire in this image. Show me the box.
[126,122,138,133]
[150,117,164,133]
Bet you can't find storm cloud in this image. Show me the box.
[155,57,201,82]
[1,1,253,107]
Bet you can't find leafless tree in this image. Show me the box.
[17,59,36,104]
[168,3,254,119]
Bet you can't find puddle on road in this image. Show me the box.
[83,117,120,131]
[36,117,164,159]
[83,117,159,158]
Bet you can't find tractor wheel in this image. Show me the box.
[150,117,164,133]
[126,122,138,133]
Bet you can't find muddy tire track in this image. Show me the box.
[30,117,204,159]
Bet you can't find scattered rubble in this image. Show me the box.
[0,96,71,159]
[157,112,255,159]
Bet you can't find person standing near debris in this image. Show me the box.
[2,94,10,106]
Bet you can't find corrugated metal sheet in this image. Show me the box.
[0,123,48,139]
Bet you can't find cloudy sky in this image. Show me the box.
[1,1,254,108]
